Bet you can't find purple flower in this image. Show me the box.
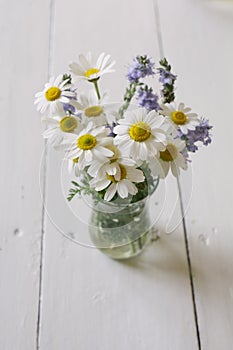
[178,117,213,153]
[157,58,177,103]
[63,103,76,114]
[106,122,117,137]
[127,55,155,83]
[137,86,160,112]
[158,68,177,85]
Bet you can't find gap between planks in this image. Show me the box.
[36,0,56,349]
[152,0,202,349]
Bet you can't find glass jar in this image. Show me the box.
[88,177,159,260]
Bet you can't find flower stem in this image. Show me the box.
[138,236,142,249]
[131,241,137,254]
[93,80,101,101]
[118,82,138,118]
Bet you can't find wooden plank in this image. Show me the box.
[39,0,199,349]
[0,1,50,349]
[158,0,233,348]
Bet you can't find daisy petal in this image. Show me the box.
[104,183,116,201]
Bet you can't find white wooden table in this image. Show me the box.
[1,0,233,349]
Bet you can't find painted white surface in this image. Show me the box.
[158,0,233,348]
[1,0,233,349]
[39,0,198,349]
[0,1,50,349]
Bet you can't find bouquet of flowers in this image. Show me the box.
[35,53,212,205]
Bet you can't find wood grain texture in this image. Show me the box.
[38,0,199,349]
[0,1,50,349]
[2,0,231,348]
[158,0,233,348]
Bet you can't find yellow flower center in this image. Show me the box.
[45,87,61,101]
[129,122,151,142]
[171,111,187,125]
[85,68,100,78]
[107,164,127,183]
[59,116,78,132]
[73,157,79,163]
[160,144,178,162]
[84,106,103,117]
[77,134,97,150]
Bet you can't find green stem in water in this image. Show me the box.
[138,236,143,250]
[131,241,137,254]
[93,79,101,101]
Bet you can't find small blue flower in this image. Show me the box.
[178,117,213,152]
[127,55,155,83]
[63,103,76,114]
[137,86,159,112]
[157,58,177,103]
[106,122,117,137]
[158,68,177,86]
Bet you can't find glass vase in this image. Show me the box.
[88,172,159,260]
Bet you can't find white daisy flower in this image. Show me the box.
[150,137,188,178]
[90,163,145,202]
[160,102,199,135]
[69,52,116,81]
[113,108,167,161]
[66,123,114,170]
[75,90,114,126]
[42,114,82,146]
[35,74,76,115]
[88,144,136,178]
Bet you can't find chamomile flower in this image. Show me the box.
[76,90,113,126]
[90,163,145,202]
[42,115,82,147]
[114,108,167,161]
[160,102,199,135]
[66,123,114,170]
[150,137,188,178]
[88,144,136,178]
[69,52,116,81]
[35,74,76,115]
